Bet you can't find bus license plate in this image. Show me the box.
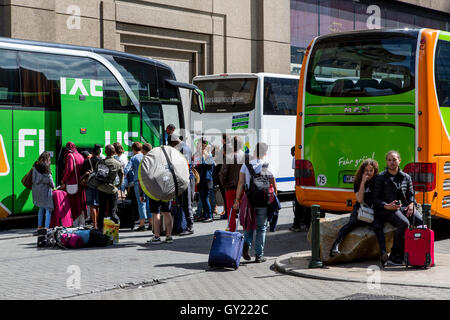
[343,175,355,183]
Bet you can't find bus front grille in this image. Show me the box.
[444,162,450,174]
[444,179,450,191]
[442,196,450,208]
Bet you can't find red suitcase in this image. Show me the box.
[49,190,73,228]
[404,226,434,268]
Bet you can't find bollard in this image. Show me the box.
[423,204,431,229]
[309,205,323,268]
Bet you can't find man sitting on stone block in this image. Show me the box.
[372,150,423,267]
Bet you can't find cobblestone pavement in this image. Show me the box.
[2,204,450,300]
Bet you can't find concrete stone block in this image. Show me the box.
[213,0,251,39]
[263,0,290,43]
[307,213,396,265]
[211,34,225,74]
[263,41,291,74]
[11,6,55,42]
[10,0,54,11]
[116,2,212,35]
[226,37,252,73]
[55,15,99,47]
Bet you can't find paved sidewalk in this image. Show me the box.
[275,251,450,289]
[0,228,35,240]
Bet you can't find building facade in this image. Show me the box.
[291,0,450,74]
[0,0,449,122]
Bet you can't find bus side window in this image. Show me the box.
[18,52,96,109]
[95,63,133,112]
[157,66,179,101]
[0,50,20,105]
[435,40,450,107]
[263,77,298,116]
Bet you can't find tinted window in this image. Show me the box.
[19,52,96,109]
[95,63,134,112]
[263,77,299,115]
[102,55,158,102]
[435,40,450,107]
[191,78,257,113]
[306,35,417,97]
[141,102,164,147]
[18,51,133,111]
[0,50,20,104]
[157,66,179,102]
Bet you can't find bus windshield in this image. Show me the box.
[192,78,257,113]
[306,35,417,97]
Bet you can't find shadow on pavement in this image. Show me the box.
[134,223,311,258]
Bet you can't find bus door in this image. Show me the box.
[60,77,105,148]
[141,102,164,147]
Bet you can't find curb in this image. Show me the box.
[275,251,450,289]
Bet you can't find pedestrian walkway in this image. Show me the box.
[0,228,34,240]
[275,250,450,289]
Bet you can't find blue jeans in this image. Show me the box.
[199,183,214,219]
[197,186,216,217]
[244,208,268,257]
[134,183,148,220]
[38,207,52,228]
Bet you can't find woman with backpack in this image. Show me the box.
[32,151,55,230]
[233,142,277,263]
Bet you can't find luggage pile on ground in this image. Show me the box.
[37,226,112,249]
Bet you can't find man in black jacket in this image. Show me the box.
[372,150,423,266]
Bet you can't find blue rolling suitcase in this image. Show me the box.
[208,229,244,270]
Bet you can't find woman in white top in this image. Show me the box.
[233,142,277,263]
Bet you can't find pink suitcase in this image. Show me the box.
[49,190,73,228]
[404,226,434,268]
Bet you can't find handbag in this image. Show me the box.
[21,168,33,189]
[66,154,79,195]
[192,167,200,185]
[357,202,374,223]
[80,159,93,188]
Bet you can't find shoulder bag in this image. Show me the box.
[357,202,374,223]
[21,168,33,189]
[80,158,93,188]
[66,154,79,195]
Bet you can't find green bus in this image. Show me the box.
[0,37,203,218]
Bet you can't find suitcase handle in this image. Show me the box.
[410,183,427,230]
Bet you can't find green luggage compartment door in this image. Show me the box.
[61,77,104,147]
[0,108,12,217]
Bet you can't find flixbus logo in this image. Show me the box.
[0,134,10,176]
[60,77,103,97]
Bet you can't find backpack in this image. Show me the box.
[245,162,272,208]
[95,160,110,183]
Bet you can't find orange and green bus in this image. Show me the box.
[0,37,203,218]
[295,28,450,220]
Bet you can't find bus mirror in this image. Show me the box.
[194,89,205,114]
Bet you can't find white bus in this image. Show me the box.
[190,73,299,193]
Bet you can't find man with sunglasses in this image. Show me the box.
[372,150,423,267]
